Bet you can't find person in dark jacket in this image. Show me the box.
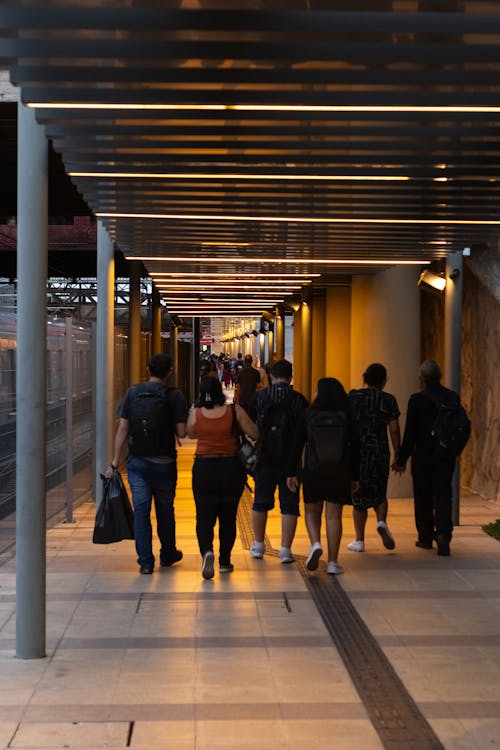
[393,359,460,556]
[287,377,360,575]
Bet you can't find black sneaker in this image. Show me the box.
[415,540,433,549]
[139,565,153,575]
[437,534,451,556]
[160,550,183,567]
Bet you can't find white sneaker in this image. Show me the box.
[250,541,265,558]
[306,542,323,571]
[327,561,344,575]
[377,521,396,550]
[279,547,294,564]
[347,540,365,552]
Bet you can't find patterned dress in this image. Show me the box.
[349,388,400,510]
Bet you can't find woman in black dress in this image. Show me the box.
[348,363,401,552]
[287,378,360,575]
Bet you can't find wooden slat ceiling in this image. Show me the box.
[2,1,500,316]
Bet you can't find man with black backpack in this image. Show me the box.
[248,359,308,563]
[105,353,188,574]
[393,359,471,556]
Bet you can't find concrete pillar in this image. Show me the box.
[16,102,48,659]
[191,317,201,404]
[325,287,351,390]
[96,221,115,500]
[275,306,285,360]
[171,322,179,386]
[445,251,464,525]
[151,285,161,354]
[293,307,302,392]
[311,294,326,396]
[267,324,274,366]
[259,329,266,368]
[351,266,420,498]
[301,296,313,401]
[128,261,141,386]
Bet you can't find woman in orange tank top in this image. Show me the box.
[187,377,258,579]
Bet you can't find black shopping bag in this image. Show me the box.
[93,471,134,544]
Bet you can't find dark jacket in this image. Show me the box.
[398,383,460,466]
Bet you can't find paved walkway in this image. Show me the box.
[0,440,499,749]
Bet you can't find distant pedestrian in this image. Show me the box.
[348,363,401,553]
[234,354,261,412]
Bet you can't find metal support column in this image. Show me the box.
[301,296,312,401]
[267,324,274,366]
[95,221,115,500]
[171,321,179,386]
[16,102,48,659]
[128,261,142,385]
[151,285,161,354]
[275,305,285,360]
[65,318,74,524]
[190,317,201,404]
[444,251,464,526]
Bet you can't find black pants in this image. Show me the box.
[192,456,246,565]
[411,454,455,544]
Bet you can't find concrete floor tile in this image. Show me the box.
[10,721,129,748]
[129,721,195,747]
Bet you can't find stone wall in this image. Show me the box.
[461,262,500,501]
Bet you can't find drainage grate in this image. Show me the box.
[238,489,444,750]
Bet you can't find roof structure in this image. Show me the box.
[2,1,500,316]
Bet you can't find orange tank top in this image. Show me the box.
[193,406,240,456]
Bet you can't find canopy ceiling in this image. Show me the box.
[2,1,500,316]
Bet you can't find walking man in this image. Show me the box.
[248,359,308,563]
[393,359,464,556]
[105,353,188,574]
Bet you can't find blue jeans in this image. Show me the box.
[126,456,178,568]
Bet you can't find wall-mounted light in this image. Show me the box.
[449,268,461,281]
[282,299,302,313]
[417,270,447,292]
[261,310,275,324]
[251,330,259,337]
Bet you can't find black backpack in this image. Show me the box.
[127,382,174,457]
[423,390,471,458]
[257,391,293,465]
[305,409,347,472]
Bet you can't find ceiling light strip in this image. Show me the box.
[28,102,500,114]
[151,272,319,278]
[69,170,410,182]
[100,211,500,225]
[130,255,429,265]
